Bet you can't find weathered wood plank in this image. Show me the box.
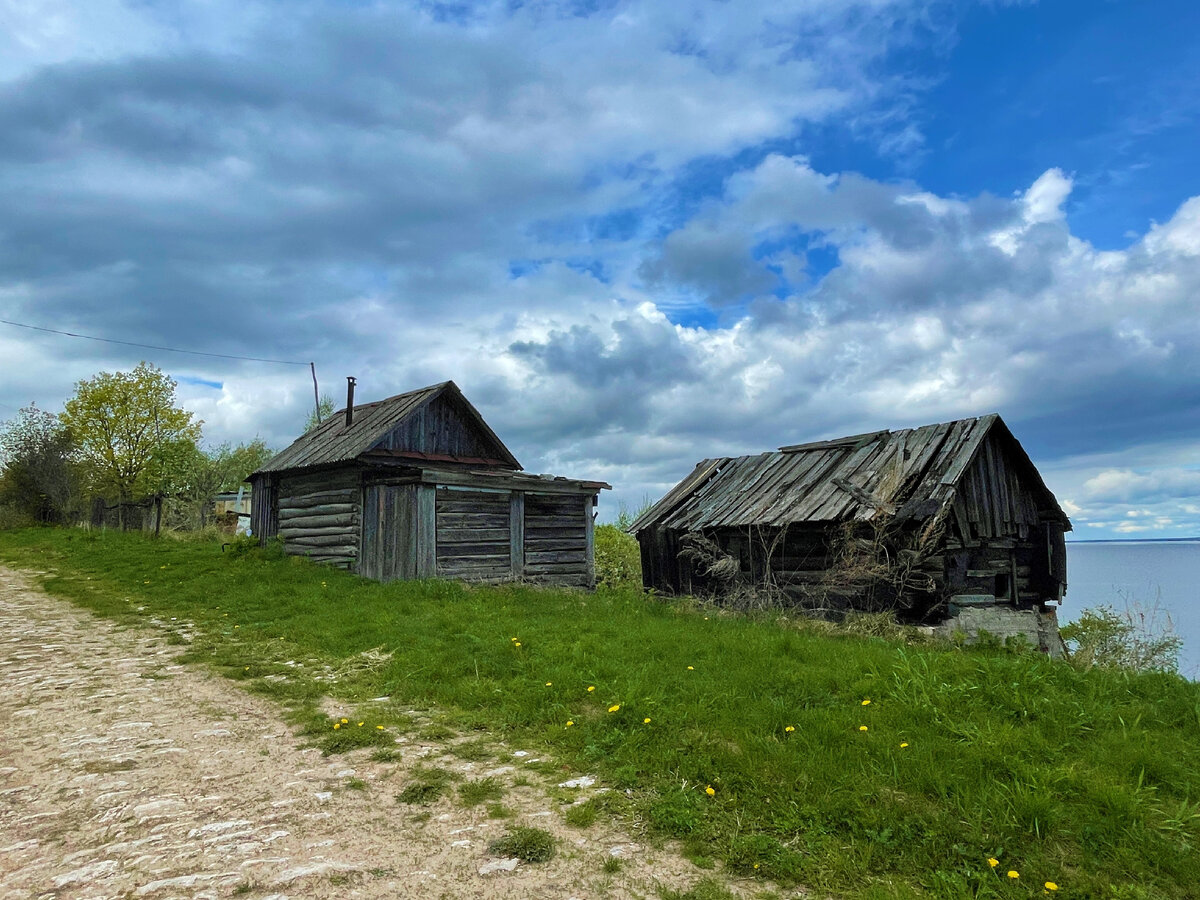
[278,490,357,510]
[279,503,356,519]
[416,484,436,577]
[511,492,524,578]
[436,527,511,543]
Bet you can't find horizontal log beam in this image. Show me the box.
[278,491,356,510]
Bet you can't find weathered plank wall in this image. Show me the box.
[954,433,1043,542]
[373,393,504,460]
[249,474,278,540]
[360,483,417,581]
[276,468,360,569]
[435,487,512,581]
[524,493,591,587]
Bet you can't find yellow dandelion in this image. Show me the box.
[234,625,240,629]
[244,666,250,671]
[376,725,384,730]
[511,637,518,642]
[900,742,909,748]
[514,642,521,647]
[785,725,795,733]
[753,864,760,870]
[861,699,871,706]
[1007,870,1019,880]
[608,704,620,713]
[357,722,364,727]
[644,717,651,724]
[705,785,715,796]
[687,666,694,670]
[858,725,868,732]
[1045,883,1058,891]
[987,858,999,868]
[159,565,167,569]
[341,718,348,724]
[565,720,574,727]
[333,723,341,730]
[545,681,552,686]
[587,686,595,692]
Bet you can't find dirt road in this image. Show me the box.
[0,567,711,899]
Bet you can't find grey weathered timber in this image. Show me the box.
[632,414,1070,622]
[249,380,609,585]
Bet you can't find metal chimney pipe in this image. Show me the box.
[345,377,356,427]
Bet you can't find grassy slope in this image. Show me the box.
[2,528,1198,900]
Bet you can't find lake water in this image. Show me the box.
[1064,541,1200,680]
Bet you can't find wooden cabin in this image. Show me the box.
[249,380,609,587]
[630,415,1070,622]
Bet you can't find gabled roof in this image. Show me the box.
[630,414,1069,533]
[253,381,521,474]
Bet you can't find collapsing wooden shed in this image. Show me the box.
[630,415,1071,625]
[249,380,609,587]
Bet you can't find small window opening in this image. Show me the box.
[995,573,1013,601]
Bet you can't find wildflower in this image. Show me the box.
[160,565,167,569]
[514,642,521,647]
[511,637,518,642]
[899,742,909,748]
[244,666,250,671]
[858,725,868,732]
[376,725,384,730]
[1045,883,1058,892]
[341,718,348,724]
[687,666,694,670]
[333,723,341,730]
[608,704,620,713]
[1007,871,1019,880]
[545,682,552,686]
[357,722,364,727]
[753,864,760,870]
[565,720,574,727]
[705,785,715,796]
[987,859,999,868]
[644,718,651,724]
[785,726,795,733]
[234,625,239,629]
[587,686,595,692]
[861,699,871,706]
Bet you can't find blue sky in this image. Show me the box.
[1,0,1199,539]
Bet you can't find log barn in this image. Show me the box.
[249,380,609,586]
[630,414,1071,622]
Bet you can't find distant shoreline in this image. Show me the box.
[1068,537,1200,544]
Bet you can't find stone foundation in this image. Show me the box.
[932,599,1065,659]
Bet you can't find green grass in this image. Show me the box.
[4,528,1200,899]
[488,826,556,862]
[457,777,505,807]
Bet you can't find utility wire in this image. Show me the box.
[0,318,323,421]
[0,318,311,366]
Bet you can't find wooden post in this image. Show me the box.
[415,484,436,578]
[510,492,524,579]
[585,493,596,588]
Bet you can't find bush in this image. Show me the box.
[1062,601,1182,673]
[595,523,641,590]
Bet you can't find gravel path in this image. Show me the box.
[0,566,708,900]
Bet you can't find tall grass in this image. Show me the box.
[2,527,1199,899]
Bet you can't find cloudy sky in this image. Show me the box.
[1,0,1198,539]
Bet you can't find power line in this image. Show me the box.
[0,318,311,366]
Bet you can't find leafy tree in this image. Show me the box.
[304,394,335,433]
[0,405,80,524]
[61,362,202,522]
[176,439,274,527]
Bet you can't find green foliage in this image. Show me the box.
[0,405,81,524]
[304,394,336,433]
[3,528,1200,899]
[594,523,642,590]
[1062,602,1182,673]
[488,827,556,862]
[457,777,505,807]
[60,362,202,506]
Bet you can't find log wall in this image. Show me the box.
[435,487,512,581]
[524,492,591,587]
[276,468,360,569]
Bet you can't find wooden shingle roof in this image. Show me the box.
[630,414,1067,533]
[254,381,521,474]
